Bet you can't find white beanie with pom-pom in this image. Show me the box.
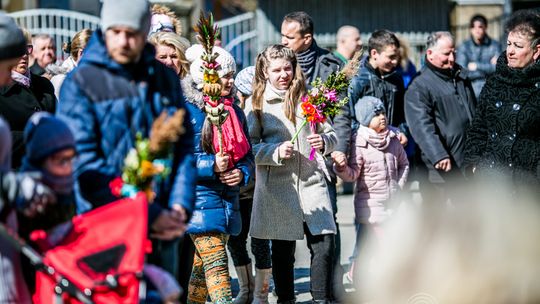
[185,44,236,87]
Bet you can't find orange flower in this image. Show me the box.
[301,101,316,117]
[141,160,159,178]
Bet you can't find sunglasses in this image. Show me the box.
[26,44,33,55]
[150,22,175,35]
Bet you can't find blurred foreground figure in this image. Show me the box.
[355,183,540,304]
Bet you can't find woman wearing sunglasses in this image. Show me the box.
[0,27,56,170]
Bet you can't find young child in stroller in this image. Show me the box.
[19,112,182,304]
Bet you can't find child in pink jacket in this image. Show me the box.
[334,96,409,235]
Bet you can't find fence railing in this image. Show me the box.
[9,9,100,61]
[217,11,257,69]
[7,8,432,70]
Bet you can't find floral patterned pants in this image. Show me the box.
[187,233,232,304]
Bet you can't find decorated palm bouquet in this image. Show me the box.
[291,51,362,159]
[195,11,229,154]
[110,110,185,202]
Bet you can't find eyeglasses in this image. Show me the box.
[26,45,33,55]
[49,155,77,168]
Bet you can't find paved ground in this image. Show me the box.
[229,193,358,303]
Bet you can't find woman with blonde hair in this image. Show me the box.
[148,31,190,79]
[50,28,93,98]
[245,44,337,304]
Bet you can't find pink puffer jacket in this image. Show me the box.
[335,126,409,224]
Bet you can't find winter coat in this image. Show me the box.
[0,118,11,173]
[50,56,77,99]
[56,30,196,224]
[312,49,342,85]
[335,127,408,224]
[29,62,46,77]
[464,53,540,187]
[182,77,255,236]
[334,61,405,153]
[0,74,56,169]
[245,86,337,241]
[298,40,342,86]
[457,35,501,97]
[405,61,476,183]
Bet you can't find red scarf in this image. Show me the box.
[210,97,250,169]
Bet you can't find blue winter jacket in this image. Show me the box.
[56,30,196,225]
[184,96,254,236]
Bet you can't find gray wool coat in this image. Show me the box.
[245,86,337,241]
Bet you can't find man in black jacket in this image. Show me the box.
[405,31,476,204]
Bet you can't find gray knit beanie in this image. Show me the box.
[0,13,26,61]
[100,0,151,34]
[354,96,386,127]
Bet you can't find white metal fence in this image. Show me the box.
[217,11,257,69]
[7,8,431,70]
[9,9,100,61]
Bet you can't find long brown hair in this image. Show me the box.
[252,44,305,124]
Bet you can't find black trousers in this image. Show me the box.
[227,197,272,269]
[271,223,335,302]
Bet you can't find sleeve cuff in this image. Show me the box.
[148,203,163,228]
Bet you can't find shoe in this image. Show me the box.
[346,261,355,284]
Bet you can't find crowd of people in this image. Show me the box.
[0,0,539,303]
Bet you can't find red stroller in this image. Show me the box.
[1,193,151,304]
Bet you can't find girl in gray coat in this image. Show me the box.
[245,45,337,304]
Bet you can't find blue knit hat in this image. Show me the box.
[354,96,386,127]
[234,66,255,96]
[23,113,75,164]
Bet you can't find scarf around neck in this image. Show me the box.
[21,158,74,196]
[296,41,319,81]
[210,96,251,169]
[11,70,31,88]
[265,81,287,101]
[357,125,395,151]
